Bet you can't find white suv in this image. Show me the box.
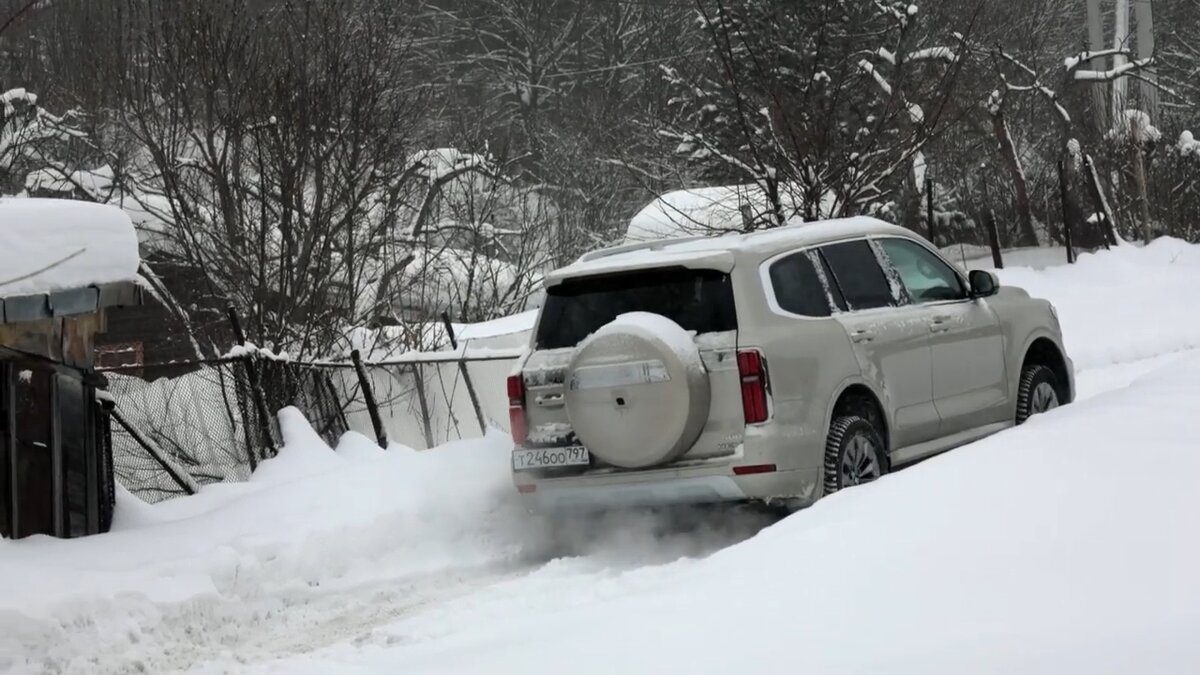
[508,217,1072,510]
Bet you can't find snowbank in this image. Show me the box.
[1,409,529,673]
[266,351,1200,675]
[0,197,140,296]
[995,238,1200,370]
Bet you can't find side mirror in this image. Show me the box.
[969,270,999,298]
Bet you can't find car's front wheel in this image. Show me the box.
[1015,363,1061,425]
[823,415,888,496]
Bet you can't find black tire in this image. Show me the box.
[823,415,888,496]
[1015,363,1061,425]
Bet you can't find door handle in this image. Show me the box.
[851,329,874,343]
[928,315,952,333]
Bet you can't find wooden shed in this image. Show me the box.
[0,198,141,539]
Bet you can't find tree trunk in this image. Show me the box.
[1130,118,1153,243]
[899,160,922,233]
[1057,161,1078,264]
[991,111,1038,246]
[1057,151,1086,251]
[1082,154,1120,247]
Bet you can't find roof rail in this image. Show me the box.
[576,235,712,263]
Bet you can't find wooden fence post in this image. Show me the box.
[227,306,276,461]
[441,311,486,435]
[1057,161,1078,264]
[410,363,435,449]
[984,209,1005,269]
[925,175,937,246]
[977,169,1004,269]
[350,349,388,449]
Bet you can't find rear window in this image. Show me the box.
[769,251,835,317]
[819,240,894,311]
[536,267,737,349]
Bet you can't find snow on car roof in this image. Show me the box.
[551,216,913,283]
[0,198,140,297]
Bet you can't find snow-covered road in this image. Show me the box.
[6,238,1200,674]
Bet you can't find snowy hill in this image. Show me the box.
[4,238,1200,673]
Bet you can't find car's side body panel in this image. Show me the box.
[926,297,1011,435]
[987,288,1075,407]
[731,258,861,480]
[831,304,940,449]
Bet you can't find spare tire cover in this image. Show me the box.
[564,312,710,469]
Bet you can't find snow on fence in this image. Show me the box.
[104,314,532,502]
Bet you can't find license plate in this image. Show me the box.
[512,445,591,471]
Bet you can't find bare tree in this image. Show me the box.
[75,0,432,356]
[656,0,966,232]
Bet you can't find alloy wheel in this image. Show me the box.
[840,434,882,486]
[1031,381,1059,414]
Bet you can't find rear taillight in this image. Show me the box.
[737,349,769,424]
[507,374,528,443]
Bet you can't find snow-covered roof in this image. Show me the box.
[0,198,140,298]
[551,216,907,284]
[625,184,837,243]
[24,165,175,236]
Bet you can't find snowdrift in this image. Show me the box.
[0,410,531,672]
[994,237,1200,370]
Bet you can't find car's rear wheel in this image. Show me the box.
[823,415,887,495]
[1015,363,1061,425]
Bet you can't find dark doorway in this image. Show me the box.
[1,355,113,539]
[14,365,55,538]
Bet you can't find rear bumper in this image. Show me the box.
[515,462,820,512]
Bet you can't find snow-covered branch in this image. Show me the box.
[1073,57,1155,82]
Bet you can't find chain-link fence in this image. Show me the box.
[100,301,529,503]
[344,355,517,450]
[103,350,523,503]
[104,355,350,503]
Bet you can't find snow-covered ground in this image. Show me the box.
[6,239,1200,674]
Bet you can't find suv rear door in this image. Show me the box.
[819,239,940,450]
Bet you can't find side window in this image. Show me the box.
[819,240,894,310]
[769,251,834,317]
[878,238,967,303]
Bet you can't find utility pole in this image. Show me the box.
[1134,0,1157,122]
[1086,0,1108,131]
[1086,0,1156,127]
[1111,0,1131,117]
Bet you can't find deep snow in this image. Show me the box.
[264,354,1200,675]
[5,238,1200,674]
